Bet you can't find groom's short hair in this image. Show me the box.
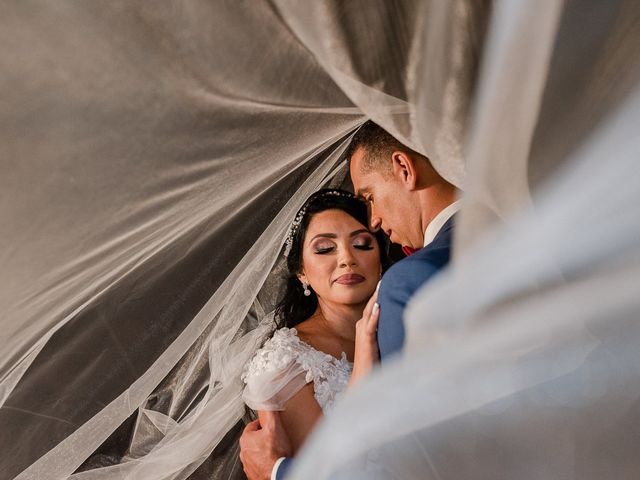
[346,121,429,177]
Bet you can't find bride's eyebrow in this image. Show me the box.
[310,229,371,242]
[309,233,337,242]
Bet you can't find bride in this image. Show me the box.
[242,189,390,456]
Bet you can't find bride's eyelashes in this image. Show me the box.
[353,234,374,250]
[312,241,374,254]
[311,239,335,254]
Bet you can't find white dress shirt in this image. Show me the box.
[272,457,286,480]
[423,199,462,247]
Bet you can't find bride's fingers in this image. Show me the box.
[362,290,378,323]
[365,302,380,335]
[362,296,374,320]
[362,288,379,320]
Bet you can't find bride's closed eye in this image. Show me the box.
[313,241,335,254]
[311,234,375,254]
[353,234,374,250]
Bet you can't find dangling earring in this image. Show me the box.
[302,282,311,297]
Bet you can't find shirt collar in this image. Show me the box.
[423,199,462,247]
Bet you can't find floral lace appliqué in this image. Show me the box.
[242,327,352,412]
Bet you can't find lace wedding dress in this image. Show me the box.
[242,327,352,412]
[242,328,393,479]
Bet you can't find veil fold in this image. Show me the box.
[1,0,638,479]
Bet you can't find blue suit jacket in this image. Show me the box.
[275,457,292,480]
[377,216,454,359]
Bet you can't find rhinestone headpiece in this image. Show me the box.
[283,189,356,258]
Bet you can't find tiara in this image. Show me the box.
[283,189,356,257]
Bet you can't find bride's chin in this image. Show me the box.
[325,284,376,305]
[338,291,375,306]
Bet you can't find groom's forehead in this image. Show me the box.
[350,152,371,184]
[352,167,387,195]
[350,147,391,180]
[351,171,370,198]
[354,173,394,202]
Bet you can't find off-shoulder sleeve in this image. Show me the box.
[241,328,311,411]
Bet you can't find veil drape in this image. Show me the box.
[1,1,477,478]
[290,0,640,478]
[1,0,638,479]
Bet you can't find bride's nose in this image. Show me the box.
[338,246,357,268]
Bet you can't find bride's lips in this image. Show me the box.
[334,273,365,285]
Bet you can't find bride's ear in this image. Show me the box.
[296,272,307,284]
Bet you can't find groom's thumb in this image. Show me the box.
[258,410,292,456]
[258,410,280,431]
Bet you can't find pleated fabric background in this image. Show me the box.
[1,1,638,479]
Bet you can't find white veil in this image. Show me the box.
[1,1,477,478]
[290,0,640,478]
[1,0,638,479]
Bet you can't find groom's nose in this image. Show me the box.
[369,211,382,232]
[366,203,382,232]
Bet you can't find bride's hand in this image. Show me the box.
[350,287,380,386]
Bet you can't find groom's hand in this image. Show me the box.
[239,410,292,480]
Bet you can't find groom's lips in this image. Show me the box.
[334,273,365,285]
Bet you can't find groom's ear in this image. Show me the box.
[390,151,418,191]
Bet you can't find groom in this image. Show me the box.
[239,121,461,479]
[348,121,460,359]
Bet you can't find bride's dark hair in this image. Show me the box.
[276,189,390,328]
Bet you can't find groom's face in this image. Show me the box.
[350,147,414,247]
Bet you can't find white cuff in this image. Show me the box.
[271,456,286,480]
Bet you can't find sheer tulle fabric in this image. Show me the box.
[291,88,640,479]
[288,0,640,478]
[243,365,309,412]
[1,0,638,479]
[241,329,311,411]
